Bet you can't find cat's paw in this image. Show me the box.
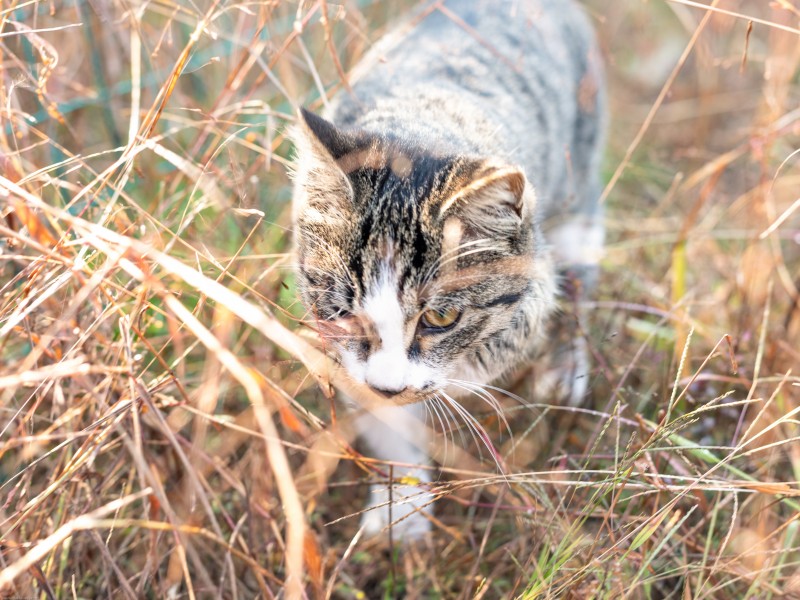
[533,335,590,406]
[360,482,433,540]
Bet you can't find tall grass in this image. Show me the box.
[1,0,799,598]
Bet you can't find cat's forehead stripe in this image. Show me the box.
[420,255,534,299]
[335,145,414,179]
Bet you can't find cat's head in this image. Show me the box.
[291,109,554,404]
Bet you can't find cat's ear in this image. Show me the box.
[439,160,532,234]
[297,108,360,161]
[291,109,357,224]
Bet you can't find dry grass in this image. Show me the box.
[1,0,799,598]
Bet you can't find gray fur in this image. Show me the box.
[293,0,605,389]
[291,0,605,537]
[331,0,606,224]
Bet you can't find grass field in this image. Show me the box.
[1,0,800,598]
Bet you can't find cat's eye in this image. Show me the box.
[420,307,461,331]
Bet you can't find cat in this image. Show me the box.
[291,0,605,539]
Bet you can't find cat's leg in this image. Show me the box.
[539,213,604,405]
[534,305,591,406]
[547,213,604,289]
[354,402,433,539]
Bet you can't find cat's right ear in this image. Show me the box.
[291,109,356,224]
[297,108,360,161]
[437,160,533,237]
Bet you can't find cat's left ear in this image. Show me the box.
[439,161,532,234]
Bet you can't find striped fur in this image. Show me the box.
[291,0,605,537]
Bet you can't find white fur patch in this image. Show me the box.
[339,348,366,384]
[547,216,605,267]
[359,262,436,392]
[447,360,491,398]
[355,404,432,538]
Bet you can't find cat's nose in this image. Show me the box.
[367,382,408,397]
[365,348,409,396]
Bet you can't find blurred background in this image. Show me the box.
[1,1,799,597]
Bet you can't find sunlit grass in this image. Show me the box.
[1,0,799,598]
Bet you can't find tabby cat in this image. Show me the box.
[291,0,605,538]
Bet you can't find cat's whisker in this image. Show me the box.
[446,379,494,410]
[421,237,493,283]
[419,270,496,305]
[426,396,450,465]
[312,316,366,337]
[436,236,493,261]
[449,378,530,407]
[422,239,493,281]
[299,266,354,299]
[422,244,504,286]
[439,396,467,464]
[477,384,529,406]
[301,284,349,302]
[314,334,361,343]
[298,230,355,282]
[445,379,513,445]
[299,277,353,310]
[424,396,440,446]
[441,392,506,474]
[446,378,507,415]
[443,394,491,465]
[434,245,504,271]
[434,394,465,454]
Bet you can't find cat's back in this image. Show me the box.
[330,0,604,217]
[350,0,597,88]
